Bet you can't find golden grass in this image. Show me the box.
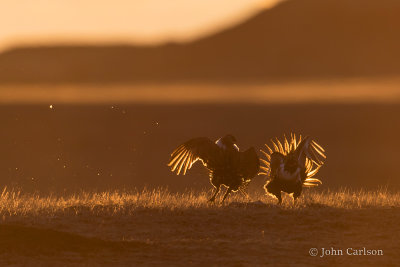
[1,187,399,265]
[1,187,399,219]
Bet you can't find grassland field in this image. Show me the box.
[0,187,399,266]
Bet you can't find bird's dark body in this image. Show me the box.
[265,178,303,203]
[168,134,259,202]
[209,160,243,192]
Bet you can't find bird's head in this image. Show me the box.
[222,134,237,145]
[217,134,239,151]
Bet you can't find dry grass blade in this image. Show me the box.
[0,188,399,218]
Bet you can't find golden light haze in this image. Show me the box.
[2,79,400,104]
[0,0,281,51]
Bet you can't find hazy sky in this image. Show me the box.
[0,0,281,51]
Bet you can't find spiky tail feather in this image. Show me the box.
[260,133,326,188]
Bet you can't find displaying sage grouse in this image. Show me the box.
[168,135,260,202]
[260,134,326,204]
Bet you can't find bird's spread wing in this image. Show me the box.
[168,137,222,175]
[238,147,260,179]
[294,136,326,167]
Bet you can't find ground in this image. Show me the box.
[0,188,399,266]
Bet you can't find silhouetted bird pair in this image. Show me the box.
[168,134,326,203]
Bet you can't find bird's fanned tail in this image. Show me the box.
[260,133,326,187]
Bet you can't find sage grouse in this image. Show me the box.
[168,135,260,202]
[260,134,326,204]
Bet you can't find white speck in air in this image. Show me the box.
[49,104,53,109]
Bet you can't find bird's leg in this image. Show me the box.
[221,187,233,203]
[239,180,250,200]
[239,188,249,200]
[292,186,302,202]
[276,192,282,205]
[293,190,301,204]
[208,185,220,202]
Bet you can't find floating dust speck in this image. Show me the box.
[49,104,53,109]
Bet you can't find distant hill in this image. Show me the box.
[1,0,400,84]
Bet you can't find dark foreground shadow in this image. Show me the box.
[0,224,149,255]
